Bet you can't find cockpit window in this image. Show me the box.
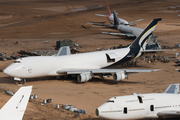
[106,100,114,103]
[13,61,20,63]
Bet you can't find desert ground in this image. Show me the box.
[0,0,180,119]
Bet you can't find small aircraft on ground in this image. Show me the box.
[96,84,180,119]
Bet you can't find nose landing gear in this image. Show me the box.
[13,77,26,84]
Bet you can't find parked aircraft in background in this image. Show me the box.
[100,10,161,51]
[0,86,32,120]
[96,84,180,119]
[4,18,163,83]
[90,1,143,26]
[101,10,144,37]
[88,3,161,49]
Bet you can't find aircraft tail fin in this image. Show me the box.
[113,10,120,26]
[163,84,179,94]
[130,18,162,49]
[56,46,71,56]
[0,86,33,120]
[106,1,111,16]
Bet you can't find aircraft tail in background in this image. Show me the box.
[0,86,33,120]
[106,1,111,16]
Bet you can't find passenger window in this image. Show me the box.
[150,105,154,111]
[138,96,143,103]
[124,107,127,114]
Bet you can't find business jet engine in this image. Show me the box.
[77,73,92,82]
[113,72,127,81]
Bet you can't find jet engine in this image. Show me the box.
[113,72,126,81]
[77,73,92,82]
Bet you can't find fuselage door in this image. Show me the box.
[123,107,128,114]
[106,52,117,63]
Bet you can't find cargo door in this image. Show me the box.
[106,52,116,63]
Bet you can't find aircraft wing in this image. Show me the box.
[102,32,135,37]
[157,111,180,118]
[163,84,179,94]
[128,19,144,24]
[141,49,176,53]
[0,86,32,120]
[87,22,116,27]
[57,69,159,74]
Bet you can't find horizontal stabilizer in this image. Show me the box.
[102,32,135,37]
[95,14,107,17]
[128,19,144,24]
[141,49,176,53]
[164,84,179,94]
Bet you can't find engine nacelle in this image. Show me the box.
[113,72,126,81]
[77,73,92,82]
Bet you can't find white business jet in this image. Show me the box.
[96,84,180,119]
[0,86,32,120]
[4,18,162,83]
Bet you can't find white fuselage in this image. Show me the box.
[97,93,180,119]
[117,25,143,35]
[4,47,130,78]
[108,14,129,25]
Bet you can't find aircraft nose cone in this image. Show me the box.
[3,67,14,76]
[3,68,10,75]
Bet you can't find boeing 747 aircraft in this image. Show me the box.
[87,1,144,37]
[88,1,143,26]
[96,84,180,119]
[0,86,32,120]
[4,18,163,83]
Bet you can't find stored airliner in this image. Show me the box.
[4,18,163,83]
[0,86,32,120]
[89,1,143,26]
[96,84,180,119]
[87,1,144,37]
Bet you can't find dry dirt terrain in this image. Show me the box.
[0,0,180,120]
